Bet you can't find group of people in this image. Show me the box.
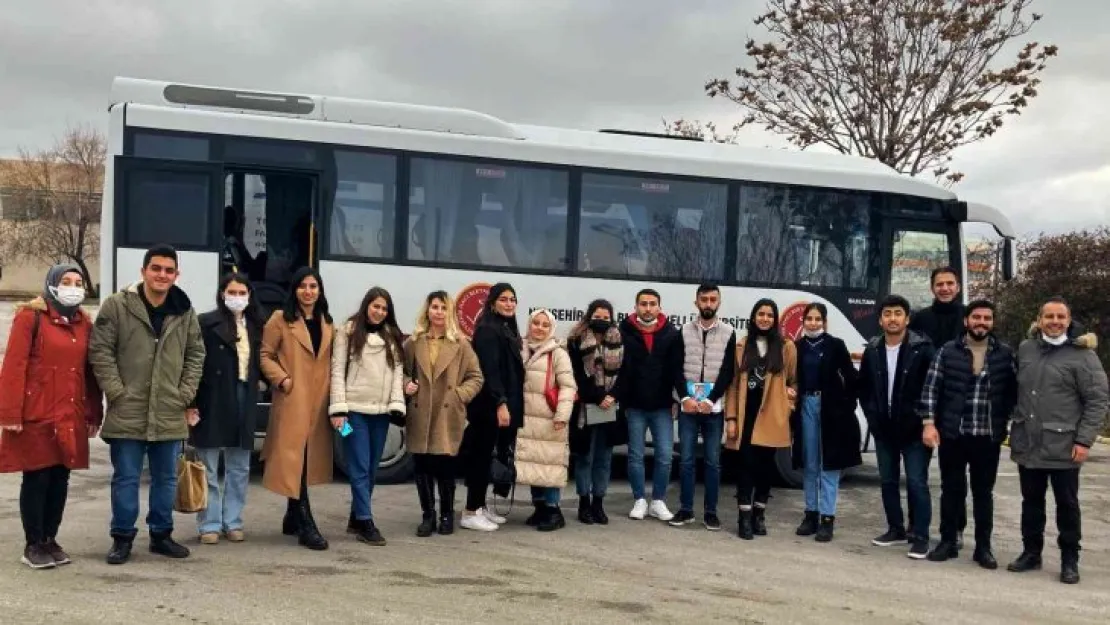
[0,246,1105,587]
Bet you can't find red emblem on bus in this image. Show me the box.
[779,301,809,342]
[456,282,492,338]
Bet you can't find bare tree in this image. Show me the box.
[704,0,1056,184]
[0,125,103,296]
[661,118,742,144]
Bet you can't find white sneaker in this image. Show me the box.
[629,498,648,520]
[649,500,674,522]
[460,513,499,532]
[482,507,507,525]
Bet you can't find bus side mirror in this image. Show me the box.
[1001,237,1017,281]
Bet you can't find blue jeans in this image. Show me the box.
[195,447,252,534]
[530,486,562,507]
[574,427,613,498]
[346,412,391,521]
[801,395,841,516]
[678,412,723,515]
[875,437,933,540]
[626,408,674,501]
[108,439,180,537]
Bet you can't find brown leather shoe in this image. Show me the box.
[199,533,219,545]
[226,529,245,543]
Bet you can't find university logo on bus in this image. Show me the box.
[779,301,809,342]
[456,282,492,338]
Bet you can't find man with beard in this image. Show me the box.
[669,285,736,531]
[619,289,683,522]
[909,266,965,543]
[920,300,1017,569]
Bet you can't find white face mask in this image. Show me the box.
[1042,332,1067,346]
[804,328,825,339]
[50,285,85,307]
[224,295,249,313]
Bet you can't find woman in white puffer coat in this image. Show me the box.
[517,308,577,532]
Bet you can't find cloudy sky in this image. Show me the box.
[1,0,1103,235]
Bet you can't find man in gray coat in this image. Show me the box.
[1006,297,1108,584]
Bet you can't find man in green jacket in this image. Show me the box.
[89,244,205,565]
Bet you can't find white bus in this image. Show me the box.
[100,77,1018,485]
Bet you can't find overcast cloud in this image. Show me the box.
[1,0,1104,235]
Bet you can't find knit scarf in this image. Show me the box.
[578,325,623,392]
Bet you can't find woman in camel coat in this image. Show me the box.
[403,290,485,537]
[517,308,577,532]
[260,267,334,551]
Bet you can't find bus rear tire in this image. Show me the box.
[332,426,415,484]
[774,447,803,489]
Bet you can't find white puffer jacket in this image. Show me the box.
[328,323,406,417]
[516,337,577,488]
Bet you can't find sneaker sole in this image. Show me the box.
[907,551,928,560]
[668,518,696,527]
[872,539,901,547]
[20,557,55,570]
[704,524,722,532]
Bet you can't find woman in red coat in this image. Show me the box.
[0,265,103,569]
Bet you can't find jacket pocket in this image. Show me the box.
[1040,422,1077,462]
[1008,419,1030,454]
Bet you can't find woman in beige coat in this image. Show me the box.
[260,267,334,551]
[402,291,484,537]
[517,308,577,532]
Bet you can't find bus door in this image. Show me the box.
[221,168,319,315]
[881,218,962,311]
[112,157,224,297]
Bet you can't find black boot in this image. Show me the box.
[1007,551,1043,573]
[282,498,300,536]
[149,531,190,559]
[927,540,960,562]
[815,516,835,543]
[297,493,329,551]
[105,534,134,565]
[752,506,768,536]
[538,506,566,532]
[578,496,595,525]
[795,511,819,536]
[526,502,545,527]
[346,510,359,535]
[590,496,609,525]
[973,546,998,570]
[1060,550,1080,584]
[437,477,456,535]
[737,509,754,540]
[415,473,437,538]
[356,519,387,546]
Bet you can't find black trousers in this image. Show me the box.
[1018,465,1081,554]
[462,417,518,512]
[937,436,1001,545]
[735,444,776,507]
[20,465,71,546]
[414,453,456,481]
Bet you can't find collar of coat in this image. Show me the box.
[123,281,193,315]
[866,329,929,350]
[523,337,561,364]
[1025,321,1098,350]
[17,296,88,324]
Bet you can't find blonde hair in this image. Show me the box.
[412,290,461,342]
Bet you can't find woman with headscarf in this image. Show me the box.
[460,283,525,532]
[566,298,625,525]
[516,309,577,531]
[259,267,334,550]
[725,298,797,540]
[0,265,103,569]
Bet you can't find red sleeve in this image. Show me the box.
[0,310,36,426]
[84,353,104,427]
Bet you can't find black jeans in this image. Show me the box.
[462,417,518,512]
[20,465,71,546]
[735,443,776,507]
[1018,465,1081,554]
[938,436,1001,545]
[414,453,456,481]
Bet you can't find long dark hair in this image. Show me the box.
[282,267,332,323]
[476,282,521,340]
[216,272,263,331]
[741,298,785,373]
[803,302,828,328]
[347,286,404,368]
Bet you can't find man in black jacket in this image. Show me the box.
[618,289,683,522]
[920,300,1017,569]
[908,265,966,543]
[859,295,936,560]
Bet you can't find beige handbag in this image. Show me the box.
[174,446,208,514]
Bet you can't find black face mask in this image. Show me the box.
[699,307,717,320]
[588,319,612,334]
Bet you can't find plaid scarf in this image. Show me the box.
[578,325,623,392]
